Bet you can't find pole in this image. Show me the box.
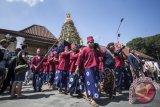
[117,33,120,43]
[36,39,59,69]
[116,18,124,43]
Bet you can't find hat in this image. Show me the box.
[87,36,94,43]
[52,51,57,56]
[0,39,9,45]
[107,42,114,48]
[64,46,69,51]
[37,48,41,52]
[50,51,57,57]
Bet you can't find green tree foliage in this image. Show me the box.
[127,34,160,60]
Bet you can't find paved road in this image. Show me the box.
[0,83,160,107]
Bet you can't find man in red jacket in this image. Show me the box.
[55,46,70,94]
[31,48,44,92]
[75,36,103,107]
[68,43,80,95]
[43,56,49,85]
[48,52,56,88]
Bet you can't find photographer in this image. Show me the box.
[0,39,11,88]
[0,48,21,94]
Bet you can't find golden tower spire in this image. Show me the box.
[64,13,72,23]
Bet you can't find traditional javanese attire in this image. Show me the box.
[67,43,85,95]
[48,53,56,85]
[76,36,102,100]
[55,46,70,92]
[31,49,44,92]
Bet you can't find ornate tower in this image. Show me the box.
[59,13,83,45]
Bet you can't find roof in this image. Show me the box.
[0,25,58,43]
[20,24,57,39]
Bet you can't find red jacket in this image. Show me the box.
[53,57,59,71]
[75,51,84,72]
[58,52,70,71]
[76,47,103,69]
[31,55,44,72]
[98,57,104,71]
[43,58,49,72]
[69,52,79,72]
[48,57,56,72]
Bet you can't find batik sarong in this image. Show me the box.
[84,67,99,100]
[54,70,68,90]
[68,72,85,94]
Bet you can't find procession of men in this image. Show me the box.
[0,35,160,107]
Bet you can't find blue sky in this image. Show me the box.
[0,0,160,45]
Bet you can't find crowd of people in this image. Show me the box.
[0,36,160,107]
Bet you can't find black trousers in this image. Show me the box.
[0,68,6,88]
[0,68,15,93]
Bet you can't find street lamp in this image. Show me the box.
[117,33,121,43]
[116,18,124,43]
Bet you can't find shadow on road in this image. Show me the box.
[0,93,55,101]
[99,92,129,106]
[26,93,55,99]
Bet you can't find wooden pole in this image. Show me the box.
[36,40,59,69]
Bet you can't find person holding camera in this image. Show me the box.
[0,39,11,88]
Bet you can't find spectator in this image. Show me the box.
[11,44,28,98]
[0,39,11,88]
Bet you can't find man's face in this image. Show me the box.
[37,50,41,55]
[55,53,58,58]
[109,45,115,51]
[65,48,69,52]
[87,41,94,48]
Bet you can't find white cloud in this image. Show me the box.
[6,0,45,7]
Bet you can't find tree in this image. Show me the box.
[127,34,160,60]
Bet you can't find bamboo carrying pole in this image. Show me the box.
[35,40,59,70]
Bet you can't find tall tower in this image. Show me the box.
[59,13,83,45]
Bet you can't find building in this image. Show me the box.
[0,25,58,55]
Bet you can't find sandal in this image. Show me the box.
[63,91,68,95]
[85,97,91,102]
[82,92,88,99]
[58,88,63,93]
[90,100,99,107]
